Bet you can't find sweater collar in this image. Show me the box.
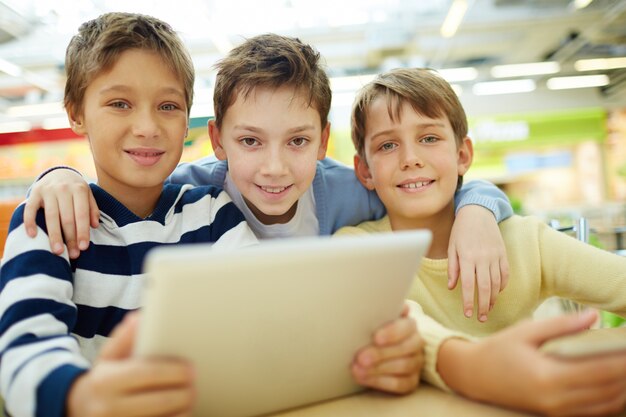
[89,183,183,227]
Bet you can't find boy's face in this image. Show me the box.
[355,97,472,230]
[70,49,188,202]
[209,85,329,225]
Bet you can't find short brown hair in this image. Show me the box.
[213,33,331,129]
[64,12,194,118]
[351,68,468,158]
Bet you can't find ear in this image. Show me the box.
[317,122,331,160]
[67,108,87,136]
[457,136,474,176]
[354,153,375,190]
[208,119,227,160]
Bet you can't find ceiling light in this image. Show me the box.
[6,101,65,118]
[472,79,536,95]
[491,62,560,78]
[546,74,609,90]
[574,57,626,71]
[573,0,594,9]
[441,0,468,38]
[436,67,478,82]
[0,58,23,77]
[0,121,32,134]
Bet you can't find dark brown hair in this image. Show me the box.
[213,33,331,129]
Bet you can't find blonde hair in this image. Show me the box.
[351,68,467,158]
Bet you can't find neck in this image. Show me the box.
[388,202,455,259]
[98,182,162,218]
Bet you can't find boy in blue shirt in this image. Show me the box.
[0,12,257,417]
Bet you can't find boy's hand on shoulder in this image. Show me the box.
[24,167,99,259]
[67,313,196,417]
[448,205,510,322]
[351,303,424,394]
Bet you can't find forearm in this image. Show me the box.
[1,208,89,416]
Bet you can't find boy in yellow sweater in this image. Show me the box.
[337,68,626,416]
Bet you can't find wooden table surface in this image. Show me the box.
[272,383,626,417]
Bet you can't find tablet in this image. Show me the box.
[135,230,431,417]
[541,327,626,358]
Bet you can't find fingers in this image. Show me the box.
[558,352,626,388]
[475,262,491,323]
[499,256,510,291]
[521,310,598,346]
[447,249,460,290]
[538,377,626,417]
[89,188,101,229]
[459,260,475,319]
[99,312,140,361]
[74,185,97,252]
[354,373,420,395]
[488,262,501,311]
[354,354,423,377]
[42,194,65,255]
[116,387,195,417]
[57,192,79,259]
[91,358,194,395]
[23,194,43,238]
[373,316,417,346]
[356,330,423,368]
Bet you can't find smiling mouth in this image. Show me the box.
[125,150,164,157]
[398,180,434,189]
[259,185,290,194]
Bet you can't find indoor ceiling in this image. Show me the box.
[0,0,625,129]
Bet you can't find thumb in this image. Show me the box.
[520,309,598,346]
[98,311,140,361]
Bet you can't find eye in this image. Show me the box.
[420,135,439,144]
[160,103,180,111]
[240,137,260,147]
[109,101,130,109]
[289,137,309,147]
[379,142,397,151]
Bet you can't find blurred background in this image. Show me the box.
[0,0,625,256]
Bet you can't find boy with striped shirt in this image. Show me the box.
[0,12,256,417]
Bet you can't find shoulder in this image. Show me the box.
[335,216,391,237]
[313,158,373,196]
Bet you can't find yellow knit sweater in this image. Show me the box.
[336,215,626,389]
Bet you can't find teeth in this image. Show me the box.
[261,186,287,194]
[400,181,430,189]
[129,151,161,156]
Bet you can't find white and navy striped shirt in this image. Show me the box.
[0,183,257,417]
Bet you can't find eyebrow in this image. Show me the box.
[369,122,447,141]
[99,85,185,98]
[233,124,316,134]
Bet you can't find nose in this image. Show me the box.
[259,146,288,177]
[132,108,161,139]
[400,145,424,169]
